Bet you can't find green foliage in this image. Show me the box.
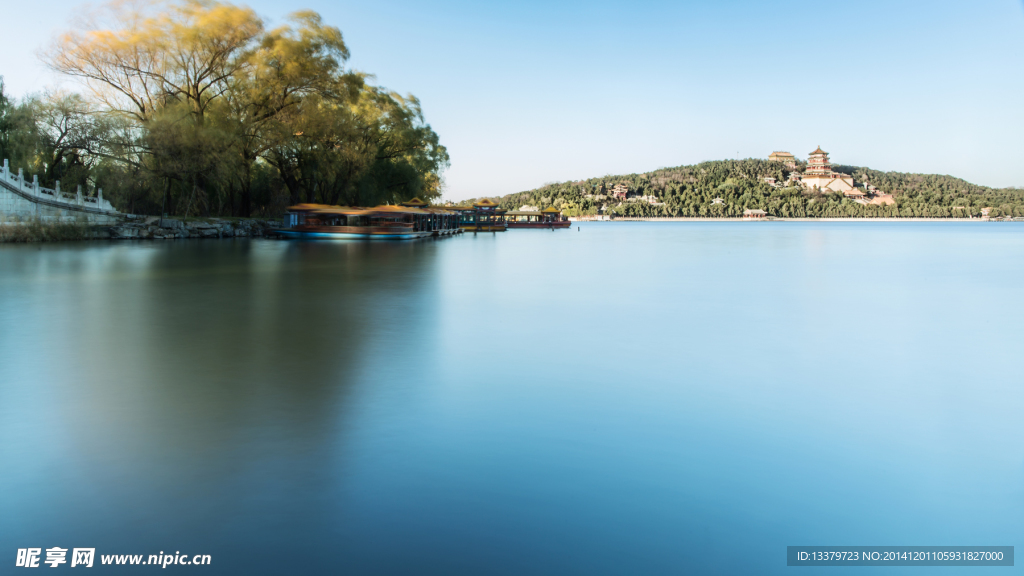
[0,77,42,172]
[1,0,448,217]
[486,159,1024,219]
[268,88,448,210]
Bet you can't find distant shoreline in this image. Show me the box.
[572,217,1021,223]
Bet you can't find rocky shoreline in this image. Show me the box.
[104,216,278,240]
[0,216,280,243]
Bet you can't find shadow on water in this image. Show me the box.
[0,239,442,571]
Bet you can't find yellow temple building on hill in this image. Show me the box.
[768,151,797,169]
[800,147,855,193]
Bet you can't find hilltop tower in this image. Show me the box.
[805,147,832,177]
[800,146,855,193]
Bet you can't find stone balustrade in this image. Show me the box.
[1,159,119,222]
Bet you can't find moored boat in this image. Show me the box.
[506,206,571,229]
[276,200,461,240]
[400,198,464,237]
[450,199,508,232]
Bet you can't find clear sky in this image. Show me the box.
[2,0,1022,200]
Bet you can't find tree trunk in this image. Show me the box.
[162,178,172,217]
[240,180,251,217]
[240,156,252,217]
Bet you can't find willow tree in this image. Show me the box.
[41,0,448,216]
[46,0,262,122]
[45,0,263,214]
[268,87,448,208]
[355,89,448,205]
[221,10,353,215]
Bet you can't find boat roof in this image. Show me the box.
[287,204,368,215]
[370,205,458,215]
[367,205,429,215]
[287,203,334,212]
[473,199,499,208]
[293,204,437,216]
[506,210,541,216]
[541,206,560,213]
[401,197,428,207]
[311,206,370,216]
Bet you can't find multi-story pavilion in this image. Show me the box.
[800,147,856,193]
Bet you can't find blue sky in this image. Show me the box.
[2,0,1022,200]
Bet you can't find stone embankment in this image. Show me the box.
[106,217,278,239]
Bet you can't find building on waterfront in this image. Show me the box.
[768,151,798,169]
[800,147,856,193]
[743,208,767,219]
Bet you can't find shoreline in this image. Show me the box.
[0,217,278,243]
[4,215,1021,244]
[573,217,1021,223]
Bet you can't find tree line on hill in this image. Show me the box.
[0,0,448,218]
[488,159,1024,219]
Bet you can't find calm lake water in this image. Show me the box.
[1,222,1022,574]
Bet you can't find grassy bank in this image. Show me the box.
[0,218,92,243]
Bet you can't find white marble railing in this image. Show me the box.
[1,159,118,213]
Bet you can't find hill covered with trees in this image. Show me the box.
[0,0,447,218]
[487,159,1024,219]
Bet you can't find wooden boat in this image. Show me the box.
[277,201,461,240]
[506,206,571,229]
[450,199,508,232]
[400,198,464,237]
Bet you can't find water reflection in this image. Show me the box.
[2,225,1023,575]
[0,239,443,570]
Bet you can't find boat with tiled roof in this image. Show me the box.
[276,200,461,239]
[448,199,508,232]
[506,206,571,229]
